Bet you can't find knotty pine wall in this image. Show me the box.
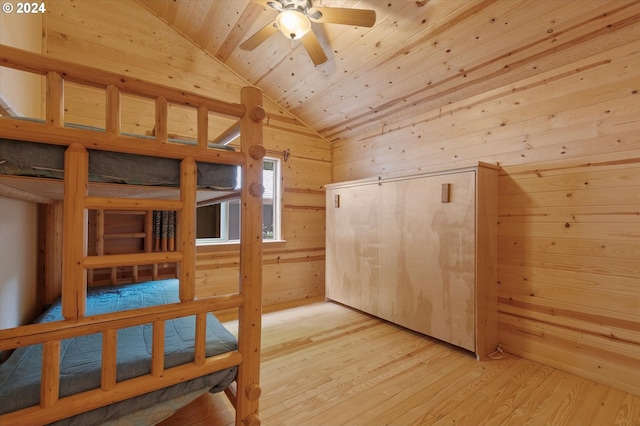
[332,41,640,393]
[44,0,330,308]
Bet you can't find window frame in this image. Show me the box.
[196,156,283,246]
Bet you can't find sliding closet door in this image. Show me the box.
[326,164,499,358]
[379,171,476,351]
[325,182,381,314]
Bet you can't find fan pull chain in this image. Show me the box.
[290,38,295,61]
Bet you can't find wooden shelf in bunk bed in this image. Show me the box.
[0,45,265,426]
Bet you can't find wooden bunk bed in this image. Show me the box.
[0,45,264,426]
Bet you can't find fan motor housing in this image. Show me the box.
[269,0,313,14]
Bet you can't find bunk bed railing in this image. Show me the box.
[0,44,247,165]
[0,295,244,426]
[0,114,247,165]
[0,45,264,426]
[0,44,246,119]
[0,294,244,349]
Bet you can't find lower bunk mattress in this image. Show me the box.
[0,279,238,425]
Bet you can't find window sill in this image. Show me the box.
[196,239,286,253]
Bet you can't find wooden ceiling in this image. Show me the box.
[137,0,640,145]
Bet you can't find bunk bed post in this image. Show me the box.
[197,106,209,148]
[41,340,61,408]
[42,202,63,306]
[105,85,121,135]
[236,86,265,426]
[46,71,63,126]
[179,157,197,301]
[155,96,168,143]
[62,144,88,320]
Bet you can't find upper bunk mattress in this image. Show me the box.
[0,138,238,190]
[0,279,238,424]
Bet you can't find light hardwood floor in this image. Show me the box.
[159,302,640,425]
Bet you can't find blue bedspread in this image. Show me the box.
[0,279,238,425]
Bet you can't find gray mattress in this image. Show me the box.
[0,132,238,189]
[0,279,238,425]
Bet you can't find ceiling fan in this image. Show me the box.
[240,0,376,65]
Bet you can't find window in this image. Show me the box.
[196,157,281,243]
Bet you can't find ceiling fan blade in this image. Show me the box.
[301,30,328,66]
[310,7,376,27]
[239,21,278,51]
[251,0,281,11]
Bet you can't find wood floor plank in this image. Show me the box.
[159,302,640,426]
[544,377,601,425]
[317,344,467,425]
[366,353,486,425]
[260,324,409,400]
[588,387,635,426]
[263,326,442,424]
[261,326,417,423]
[521,372,586,425]
[474,364,555,424]
[444,359,546,425]
[502,369,568,425]
[615,394,640,425]
[569,382,620,425]
[399,357,535,425]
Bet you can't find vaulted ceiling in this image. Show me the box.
[137,0,640,145]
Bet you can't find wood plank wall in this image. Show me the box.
[332,36,640,394]
[40,0,638,397]
[43,0,330,308]
[196,126,329,306]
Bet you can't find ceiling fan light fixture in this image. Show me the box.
[276,10,311,40]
